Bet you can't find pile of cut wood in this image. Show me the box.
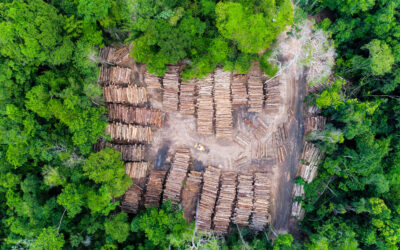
[233,174,254,227]
[182,171,203,222]
[144,170,167,208]
[121,185,143,214]
[250,173,271,231]
[96,142,146,161]
[108,104,163,127]
[214,69,233,138]
[305,116,326,134]
[144,71,161,89]
[103,85,147,105]
[125,162,149,183]
[196,74,214,135]
[99,66,132,84]
[247,63,264,112]
[106,123,152,143]
[197,166,221,231]
[265,79,282,114]
[273,124,289,163]
[163,148,191,204]
[179,79,197,115]
[100,46,130,65]
[297,142,322,183]
[213,171,237,234]
[231,74,248,108]
[162,66,180,112]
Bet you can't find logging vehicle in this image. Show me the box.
[194,143,209,153]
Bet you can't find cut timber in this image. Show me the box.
[121,185,142,214]
[265,79,282,114]
[213,171,237,234]
[100,46,115,63]
[305,116,326,134]
[162,66,180,112]
[233,174,254,227]
[214,69,233,138]
[125,162,148,186]
[144,71,161,89]
[100,46,130,65]
[196,74,214,135]
[163,148,191,204]
[106,123,152,143]
[291,201,304,219]
[231,74,248,108]
[179,79,197,115]
[182,171,203,223]
[247,63,264,112]
[250,173,271,231]
[108,104,163,128]
[197,166,221,232]
[95,141,145,161]
[103,85,147,105]
[99,66,131,84]
[297,142,322,183]
[144,170,167,208]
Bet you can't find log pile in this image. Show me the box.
[231,74,248,108]
[214,69,233,138]
[307,105,321,115]
[125,162,149,184]
[144,71,161,89]
[96,142,146,161]
[247,64,264,112]
[265,80,282,114]
[233,174,254,227]
[144,170,167,208]
[272,124,289,163]
[106,123,152,143]
[197,166,221,231]
[163,148,191,204]
[100,46,115,63]
[182,171,203,223]
[291,201,304,219]
[108,104,163,127]
[196,74,214,135]
[112,47,130,65]
[99,66,132,84]
[250,173,271,231]
[305,116,326,134]
[162,66,180,112]
[121,185,143,214]
[179,79,197,115]
[297,142,322,183]
[103,85,147,105]
[213,171,237,234]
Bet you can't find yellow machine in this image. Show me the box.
[194,143,209,153]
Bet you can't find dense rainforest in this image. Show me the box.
[0,0,399,249]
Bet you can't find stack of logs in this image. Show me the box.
[305,116,326,134]
[265,79,282,114]
[250,173,271,231]
[95,141,145,161]
[213,171,237,234]
[163,148,191,204]
[233,174,254,227]
[125,162,149,183]
[108,104,163,127]
[144,71,161,89]
[196,74,214,135]
[247,63,264,113]
[273,124,289,163]
[103,85,147,105]
[100,46,130,66]
[99,66,132,84]
[106,123,152,143]
[144,170,168,208]
[214,69,233,138]
[231,74,248,108]
[162,66,180,112]
[182,171,203,222]
[121,185,143,213]
[197,166,221,231]
[179,79,197,115]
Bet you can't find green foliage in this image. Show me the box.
[105,213,130,243]
[299,0,400,248]
[129,0,293,78]
[273,233,294,250]
[31,227,65,250]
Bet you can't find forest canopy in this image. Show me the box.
[129,0,293,78]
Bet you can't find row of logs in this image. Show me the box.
[107,104,163,128]
[214,69,234,138]
[106,123,152,143]
[103,85,147,105]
